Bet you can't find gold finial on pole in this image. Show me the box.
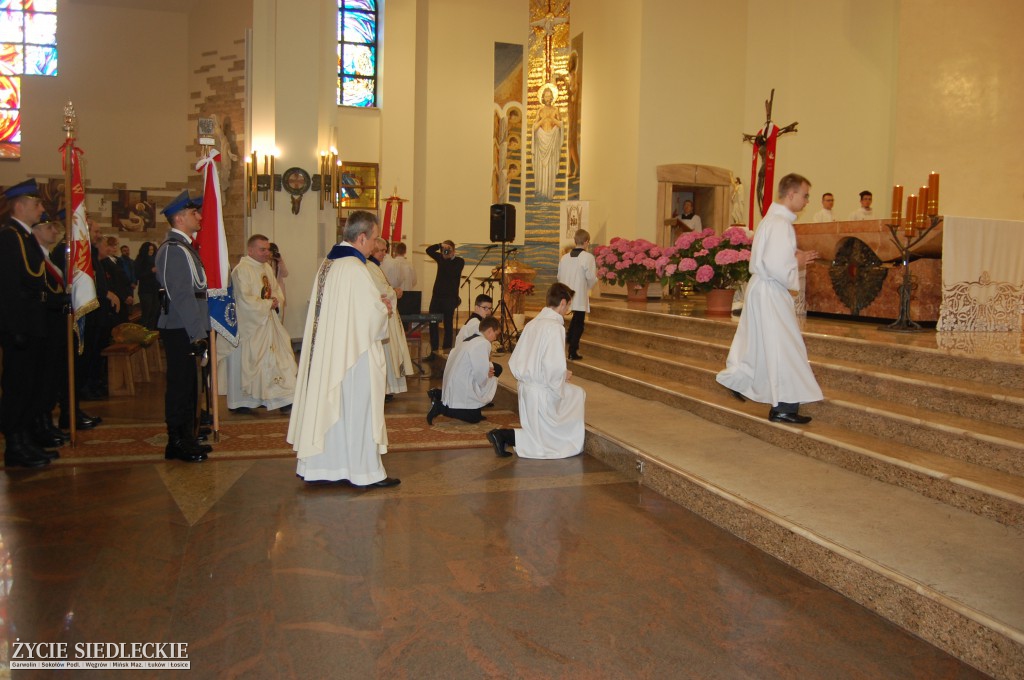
[63,100,76,137]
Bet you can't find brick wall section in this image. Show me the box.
[186,36,247,264]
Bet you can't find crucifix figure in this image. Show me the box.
[743,89,797,227]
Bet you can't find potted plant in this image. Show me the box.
[594,237,661,300]
[658,227,753,313]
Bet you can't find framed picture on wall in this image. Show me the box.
[112,190,156,232]
[337,161,378,213]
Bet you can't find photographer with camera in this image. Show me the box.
[426,240,465,357]
[155,190,212,463]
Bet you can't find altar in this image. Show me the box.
[795,216,1024,331]
[795,218,943,322]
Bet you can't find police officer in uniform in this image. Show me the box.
[0,179,54,468]
[155,190,211,463]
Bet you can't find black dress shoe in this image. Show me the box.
[487,429,513,458]
[426,399,443,425]
[427,388,441,402]
[727,388,746,403]
[4,433,51,468]
[568,352,583,361]
[768,410,812,424]
[278,404,292,415]
[229,406,254,415]
[193,441,213,455]
[164,439,207,463]
[32,430,66,450]
[355,477,401,488]
[384,394,395,403]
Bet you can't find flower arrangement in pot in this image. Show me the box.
[506,277,535,313]
[657,227,753,293]
[593,238,662,296]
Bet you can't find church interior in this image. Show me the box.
[0,0,1022,677]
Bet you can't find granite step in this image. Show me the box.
[568,348,1024,530]
[589,302,1024,389]
[577,323,1024,473]
[503,367,1024,680]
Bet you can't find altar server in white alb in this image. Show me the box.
[428,316,501,425]
[288,211,400,488]
[487,283,585,459]
[716,173,823,424]
[368,237,414,399]
[557,228,597,361]
[219,234,296,414]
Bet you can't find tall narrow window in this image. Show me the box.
[0,74,20,158]
[0,0,58,77]
[338,0,378,107]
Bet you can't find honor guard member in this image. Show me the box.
[156,190,211,463]
[0,179,54,467]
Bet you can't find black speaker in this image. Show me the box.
[490,203,516,242]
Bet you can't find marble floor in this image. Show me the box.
[0,373,992,678]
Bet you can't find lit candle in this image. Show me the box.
[917,186,929,227]
[928,172,939,215]
[891,185,903,225]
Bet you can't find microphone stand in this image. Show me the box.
[457,243,496,327]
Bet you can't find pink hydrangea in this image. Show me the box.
[678,258,697,272]
[665,263,678,276]
[715,249,740,265]
[642,258,657,269]
[701,236,722,250]
[695,264,715,283]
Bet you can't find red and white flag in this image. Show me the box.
[60,139,98,325]
[194,148,237,344]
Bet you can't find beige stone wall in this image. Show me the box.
[893,0,1024,221]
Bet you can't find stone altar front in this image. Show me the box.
[795,218,943,321]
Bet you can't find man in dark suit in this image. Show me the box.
[155,190,211,463]
[426,240,465,356]
[0,179,54,468]
[99,236,133,324]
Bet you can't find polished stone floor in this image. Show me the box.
[0,377,990,678]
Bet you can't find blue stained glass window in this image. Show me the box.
[0,3,55,75]
[338,0,377,107]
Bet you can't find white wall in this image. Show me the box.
[0,1,188,189]
[893,0,1024,220]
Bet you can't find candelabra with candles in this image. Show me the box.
[881,172,941,332]
[317,147,342,212]
[244,149,277,213]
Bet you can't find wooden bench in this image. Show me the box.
[101,342,150,396]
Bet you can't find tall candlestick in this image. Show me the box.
[269,154,276,211]
[905,194,917,228]
[927,172,939,215]
[891,184,903,225]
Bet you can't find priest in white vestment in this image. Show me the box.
[369,237,414,397]
[428,316,501,425]
[717,173,824,424]
[288,211,400,488]
[487,283,585,459]
[848,190,875,220]
[811,193,836,222]
[218,235,297,413]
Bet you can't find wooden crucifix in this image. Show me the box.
[743,89,798,227]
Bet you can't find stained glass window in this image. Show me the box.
[0,74,21,158]
[0,0,58,77]
[338,0,377,107]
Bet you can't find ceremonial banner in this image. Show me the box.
[194,148,237,345]
[382,195,404,242]
[60,139,98,331]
